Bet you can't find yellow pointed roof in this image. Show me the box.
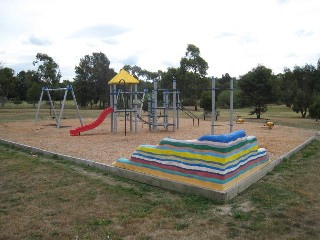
[108,69,139,85]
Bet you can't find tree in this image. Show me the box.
[309,95,320,120]
[160,67,180,91]
[180,44,208,77]
[238,65,275,118]
[0,66,16,107]
[33,53,61,88]
[202,84,244,110]
[123,65,155,91]
[123,65,159,82]
[27,82,41,107]
[179,44,210,110]
[216,73,233,96]
[217,90,230,108]
[73,77,93,108]
[199,91,212,111]
[280,64,318,118]
[15,70,40,101]
[74,52,116,108]
[216,73,245,108]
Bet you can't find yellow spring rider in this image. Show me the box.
[236,115,245,123]
[264,118,275,129]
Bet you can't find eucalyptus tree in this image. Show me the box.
[33,53,61,88]
[74,52,116,108]
[123,64,156,91]
[179,44,210,110]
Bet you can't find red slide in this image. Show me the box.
[70,107,113,136]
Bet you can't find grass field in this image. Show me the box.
[1,102,319,130]
[0,105,319,239]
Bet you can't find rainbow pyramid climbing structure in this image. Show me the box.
[112,130,270,191]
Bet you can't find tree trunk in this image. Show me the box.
[256,111,261,119]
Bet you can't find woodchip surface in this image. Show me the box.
[0,116,317,165]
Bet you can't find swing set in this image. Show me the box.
[35,85,83,128]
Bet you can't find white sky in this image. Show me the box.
[0,0,319,80]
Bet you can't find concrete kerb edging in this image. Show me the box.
[0,134,317,203]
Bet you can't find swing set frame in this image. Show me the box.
[35,85,83,128]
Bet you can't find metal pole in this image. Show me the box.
[57,88,68,128]
[120,79,127,136]
[114,85,118,132]
[148,95,152,131]
[230,78,234,133]
[140,89,147,115]
[110,85,114,132]
[129,85,133,132]
[177,91,180,129]
[134,84,138,133]
[35,88,44,125]
[153,79,157,131]
[44,87,69,91]
[70,86,83,127]
[163,90,168,131]
[173,79,177,132]
[211,77,216,135]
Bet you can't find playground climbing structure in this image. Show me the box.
[109,69,183,134]
[108,69,141,134]
[145,78,179,132]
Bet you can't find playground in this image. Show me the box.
[0,70,318,200]
[0,115,316,166]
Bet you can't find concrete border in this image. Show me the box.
[0,134,317,203]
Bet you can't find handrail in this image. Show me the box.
[180,104,200,126]
[137,114,152,125]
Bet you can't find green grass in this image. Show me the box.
[1,103,319,130]
[1,139,320,239]
[0,104,104,123]
[216,105,319,130]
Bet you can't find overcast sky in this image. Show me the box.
[0,0,319,80]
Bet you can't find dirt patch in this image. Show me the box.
[0,117,316,165]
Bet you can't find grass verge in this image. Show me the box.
[1,140,320,239]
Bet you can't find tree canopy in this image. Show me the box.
[280,64,319,117]
[238,65,276,118]
[178,44,210,109]
[33,53,61,87]
[0,66,16,106]
[73,52,116,108]
[309,95,320,120]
